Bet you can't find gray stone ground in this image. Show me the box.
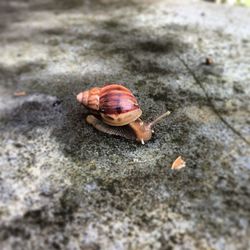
[0,0,250,249]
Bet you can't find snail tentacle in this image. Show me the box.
[148,111,171,128]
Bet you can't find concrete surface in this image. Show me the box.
[0,0,250,249]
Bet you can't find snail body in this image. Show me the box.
[77,84,170,144]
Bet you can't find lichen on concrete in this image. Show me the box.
[0,0,250,249]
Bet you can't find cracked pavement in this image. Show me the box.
[0,0,250,249]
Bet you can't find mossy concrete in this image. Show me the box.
[0,0,250,249]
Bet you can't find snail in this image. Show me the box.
[76,84,170,144]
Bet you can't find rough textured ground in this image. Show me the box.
[0,0,250,249]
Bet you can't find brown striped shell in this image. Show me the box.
[77,84,142,126]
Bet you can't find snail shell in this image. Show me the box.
[77,84,142,126]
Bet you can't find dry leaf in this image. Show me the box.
[13,91,26,97]
[171,156,186,170]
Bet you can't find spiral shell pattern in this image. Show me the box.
[99,84,138,114]
[77,84,142,126]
